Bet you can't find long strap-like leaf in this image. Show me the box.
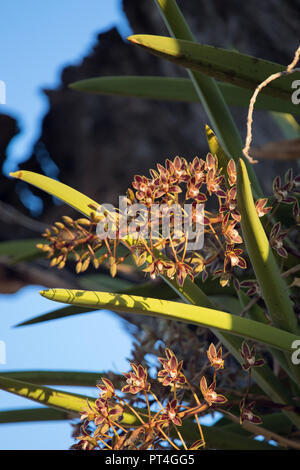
[0,375,136,426]
[128,35,299,101]
[237,159,297,334]
[9,171,99,218]
[69,76,300,115]
[237,159,300,389]
[29,288,299,354]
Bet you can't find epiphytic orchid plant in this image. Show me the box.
[1,0,300,450]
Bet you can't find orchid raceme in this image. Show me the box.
[72,348,228,450]
[32,154,250,287]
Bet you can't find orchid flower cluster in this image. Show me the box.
[37,156,299,291]
[72,341,267,450]
[127,155,248,287]
[72,345,228,450]
[37,155,266,287]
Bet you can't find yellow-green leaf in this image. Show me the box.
[128,35,300,101]
[0,375,136,425]
[237,159,297,334]
[206,125,231,188]
[9,171,100,219]
[36,289,299,354]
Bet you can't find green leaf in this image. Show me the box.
[189,426,277,450]
[0,375,137,425]
[210,295,241,316]
[78,274,133,292]
[15,273,238,328]
[221,412,292,437]
[16,304,96,327]
[271,112,300,138]
[15,280,179,327]
[0,238,44,263]
[70,76,300,115]
[30,288,300,354]
[0,370,106,387]
[9,171,100,219]
[0,376,94,416]
[237,159,297,334]
[237,158,300,390]
[205,124,231,188]
[0,408,68,424]
[15,294,237,329]
[128,35,300,102]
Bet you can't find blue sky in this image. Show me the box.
[1,0,131,173]
[0,286,133,449]
[0,0,134,450]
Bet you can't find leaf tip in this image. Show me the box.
[238,158,251,186]
[13,319,30,328]
[9,171,23,179]
[205,124,214,140]
[39,289,52,299]
[127,35,139,44]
